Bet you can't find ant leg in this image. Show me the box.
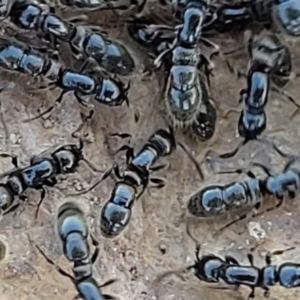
[0,100,9,150]
[23,90,66,122]
[225,256,239,265]
[217,167,256,179]
[72,109,95,141]
[90,233,100,264]
[248,288,255,300]
[149,177,166,189]
[65,14,88,24]
[114,145,134,165]
[67,166,113,197]
[0,153,18,168]
[35,188,48,220]
[79,57,98,73]
[102,294,118,300]
[221,108,240,119]
[265,247,295,266]
[247,253,254,266]
[201,37,234,73]
[109,133,132,140]
[247,195,284,221]
[150,163,169,172]
[218,139,248,159]
[270,86,300,114]
[177,142,204,181]
[27,234,74,281]
[250,162,273,176]
[213,202,261,237]
[262,287,270,298]
[99,278,118,289]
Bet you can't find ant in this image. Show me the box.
[69,128,203,237]
[155,223,298,299]
[28,201,118,299]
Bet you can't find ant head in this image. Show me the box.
[279,263,300,287]
[95,77,130,107]
[272,0,300,37]
[100,202,131,238]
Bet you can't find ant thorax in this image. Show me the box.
[54,150,78,173]
[131,148,157,169]
[172,46,200,66]
[43,59,62,82]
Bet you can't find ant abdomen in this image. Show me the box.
[188,186,226,217]
[56,202,88,242]
[100,201,132,238]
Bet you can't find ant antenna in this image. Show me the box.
[23,91,65,123]
[76,138,105,173]
[67,166,113,197]
[124,80,131,108]
[177,142,204,180]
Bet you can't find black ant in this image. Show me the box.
[69,128,203,237]
[0,139,102,219]
[2,0,135,75]
[155,223,298,299]
[211,31,299,159]
[189,142,300,236]
[28,201,118,299]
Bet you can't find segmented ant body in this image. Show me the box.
[0,37,129,123]
[187,0,300,37]
[216,32,297,159]
[188,143,300,234]
[55,0,146,12]
[3,0,135,75]
[88,129,176,237]
[203,0,273,34]
[158,229,299,299]
[148,0,217,141]
[0,139,100,218]
[30,201,117,299]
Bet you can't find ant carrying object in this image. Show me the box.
[155,224,299,299]
[0,36,130,135]
[28,201,118,300]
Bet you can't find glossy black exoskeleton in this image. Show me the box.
[158,228,300,299]
[29,201,117,300]
[69,128,203,237]
[0,37,130,125]
[188,143,300,233]
[71,129,177,238]
[0,139,100,219]
[272,0,300,36]
[202,0,273,34]
[194,0,300,37]
[215,31,298,159]
[3,0,135,75]
[141,1,218,140]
